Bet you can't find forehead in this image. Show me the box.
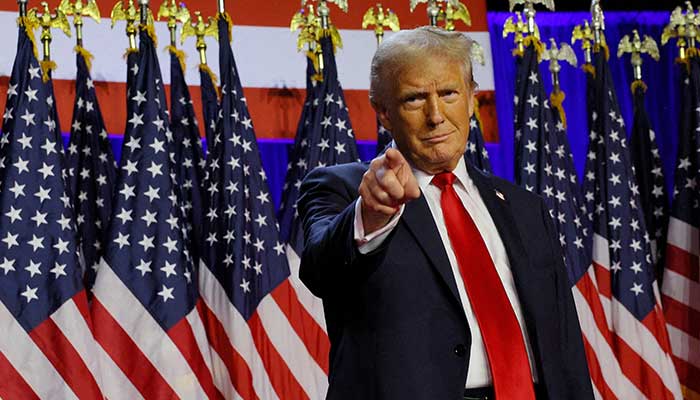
[395,56,467,90]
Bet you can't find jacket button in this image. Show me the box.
[453,344,466,357]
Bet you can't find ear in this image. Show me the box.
[372,101,393,131]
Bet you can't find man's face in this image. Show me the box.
[375,55,474,175]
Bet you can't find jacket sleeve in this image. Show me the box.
[297,165,390,299]
[540,198,595,399]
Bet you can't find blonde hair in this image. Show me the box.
[369,26,476,107]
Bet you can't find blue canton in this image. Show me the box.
[0,26,83,331]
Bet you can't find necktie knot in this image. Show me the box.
[431,171,456,190]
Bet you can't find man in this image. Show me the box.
[298,27,593,400]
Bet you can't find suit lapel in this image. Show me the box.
[401,194,464,311]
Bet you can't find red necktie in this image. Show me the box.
[432,172,536,400]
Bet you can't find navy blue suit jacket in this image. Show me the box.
[298,158,593,400]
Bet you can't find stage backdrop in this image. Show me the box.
[0,5,678,208]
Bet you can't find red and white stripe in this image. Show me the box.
[0,291,104,399]
[198,259,330,400]
[0,0,497,143]
[662,216,700,399]
[91,258,222,400]
[576,233,682,400]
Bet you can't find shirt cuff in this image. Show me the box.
[353,197,404,254]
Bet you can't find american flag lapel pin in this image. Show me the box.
[495,190,506,201]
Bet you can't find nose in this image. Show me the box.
[425,95,445,126]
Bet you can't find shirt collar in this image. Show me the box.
[413,156,473,192]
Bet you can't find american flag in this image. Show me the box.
[581,45,682,399]
[197,14,328,399]
[199,64,219,157]
[169,47,205,265]
[0,25,103,398]
[279,36,359,254]
[629,82,668,280]
[278,57,320,251]
[376,118,392,154]
[122,49,139,164]
[65,47,117,292]
[90,29,221,399]
[513,39,617,397]
[466,111,492,172]
[661,55,700,400]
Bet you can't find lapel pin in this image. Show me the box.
[495,190,506,201]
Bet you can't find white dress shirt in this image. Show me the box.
[353,157,538,388]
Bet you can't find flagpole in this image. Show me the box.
[17,0,27,17]
[139,0,149,26]
[218,0,224,15]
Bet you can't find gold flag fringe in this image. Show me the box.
[523,35,544,60]
[550,89,567,129]
[472,96,484,131]
[167,45,187,73]
[217,12,233,43]
[582,63,595,78]
[74,45,94,72]
[40,60,56,82]
[123,47,139,59]
[199,63,221,98]
[630,80,647,94]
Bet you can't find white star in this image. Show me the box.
[34,137,50,157]
[21,285,38,303]
[5,206,22,223]
[253,238,265,252]
[274,241,285,255]
[157,285,175,302]
[38,162,54,179]
[141,210,157,226]
[334,143,346,154]
[53,238,70,255]
[116,208,133,224]
[240,279,251,293]
[20,109,35,126]
[335,118,347,131]
[128,113,144,128]
[152,115,165,131]
[241,117,253,130]
[17,133,32,149]
[14,157,29,174]
[49,262,67,279]
[138,234,155,251]
[28,66,41,79]
[0,257,16,274]
[525,140,537,153]
[161,261,177,278]
[57,214,72,231]
[255,214,268,227]
[630,262,642,274]
[9,182,25,198]
[2,232,18,249]
[317,138,330,151]
[162,237,178,254]
[30,210,48,227]
[150,138,166,154]
[24,87,38,103]
[125,136,141,152]
[135,259,152,276]
[630,282,644,296]
[525,118,538,130]
[114,232,130,249]
[132,90,146,106]
[120,184,136,200]
[528,71,538,84]
[28,235,45,251]
[144,186,160,202]
[146,162,163,178]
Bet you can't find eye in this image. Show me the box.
[402,95,424,109]
[442,90,460,101]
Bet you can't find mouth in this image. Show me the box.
[422,131,453,144]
